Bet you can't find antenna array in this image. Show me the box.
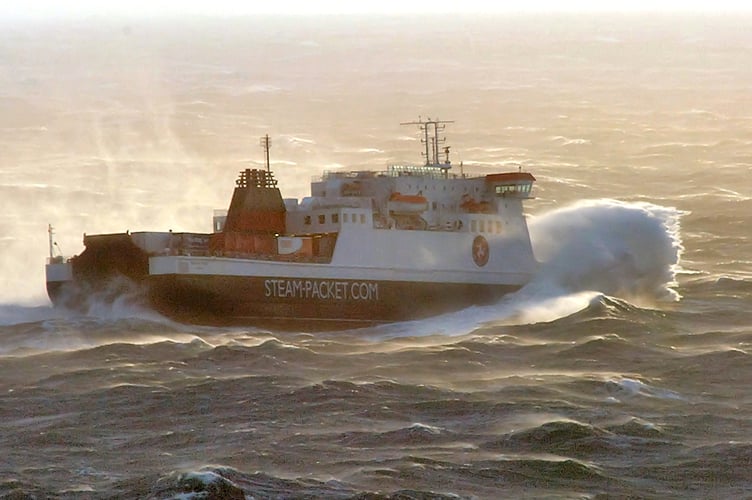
[260,134,272,173]
[401,117,454,167]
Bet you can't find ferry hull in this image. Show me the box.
[148,274,520,325]
[46,270,521,326]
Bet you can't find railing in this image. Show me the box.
[236,168,278,188]
[317,164,451,182]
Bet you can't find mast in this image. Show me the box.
[48,224,54,259]
[401,117,454,166]
[260,134,271,173]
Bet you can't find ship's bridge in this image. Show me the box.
[485,172,536,198]
[386,164,451,179]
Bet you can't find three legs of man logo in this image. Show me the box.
[472,235,489,267]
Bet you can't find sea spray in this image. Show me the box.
[488,199,685,327]
[451,198,682,330]
[528,199,684,302]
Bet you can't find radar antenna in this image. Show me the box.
[400,117,454,167]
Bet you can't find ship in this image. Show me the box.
[45,119,538,326]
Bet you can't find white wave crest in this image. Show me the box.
[528,198,684,302]
[605,377,685,402]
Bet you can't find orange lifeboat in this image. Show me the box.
[387,192,429,214]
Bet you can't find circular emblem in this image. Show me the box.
[472,235,489,267]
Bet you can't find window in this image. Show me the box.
[304,215,311,225]
[495,183,532,196]
[480,220,485,233]
[332,213,339,223]
[343,213,349,223]
[359,214,366,224]
[471,220,478,232]
[496,221,502,233]
[318,214,326,224]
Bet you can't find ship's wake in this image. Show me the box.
[0,278,192,355]
[373,199,684,338]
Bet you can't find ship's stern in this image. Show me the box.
[45,257,74,306]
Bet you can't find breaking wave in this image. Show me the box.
[528,198,684,300]
[503,198,684,324]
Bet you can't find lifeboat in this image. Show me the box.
[387,192,429,214]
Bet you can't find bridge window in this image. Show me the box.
[495,183,532,196]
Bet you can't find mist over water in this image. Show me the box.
[1,13,751,499]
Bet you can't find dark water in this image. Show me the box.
[1,13,752,499]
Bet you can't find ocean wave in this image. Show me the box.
[338,422,452,447]
[604,377,685,402]
[483,419,606,450]
[467,456,612,487]
[548,135,592,146]
[682,273,752,295]
[0,304,65,326]
[528,198,684,302]
[0,306,212,356]
[482,417,677,462]
[627,442,752,495]
[657,348,752,387]
[151,466,356,500]
[148,464,473,499]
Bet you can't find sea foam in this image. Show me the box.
[528,198,684,301]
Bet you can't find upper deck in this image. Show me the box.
[290,119,535,235]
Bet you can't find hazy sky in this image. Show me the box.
[3,0,751,18]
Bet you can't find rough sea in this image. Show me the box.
[1,13,751,499]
